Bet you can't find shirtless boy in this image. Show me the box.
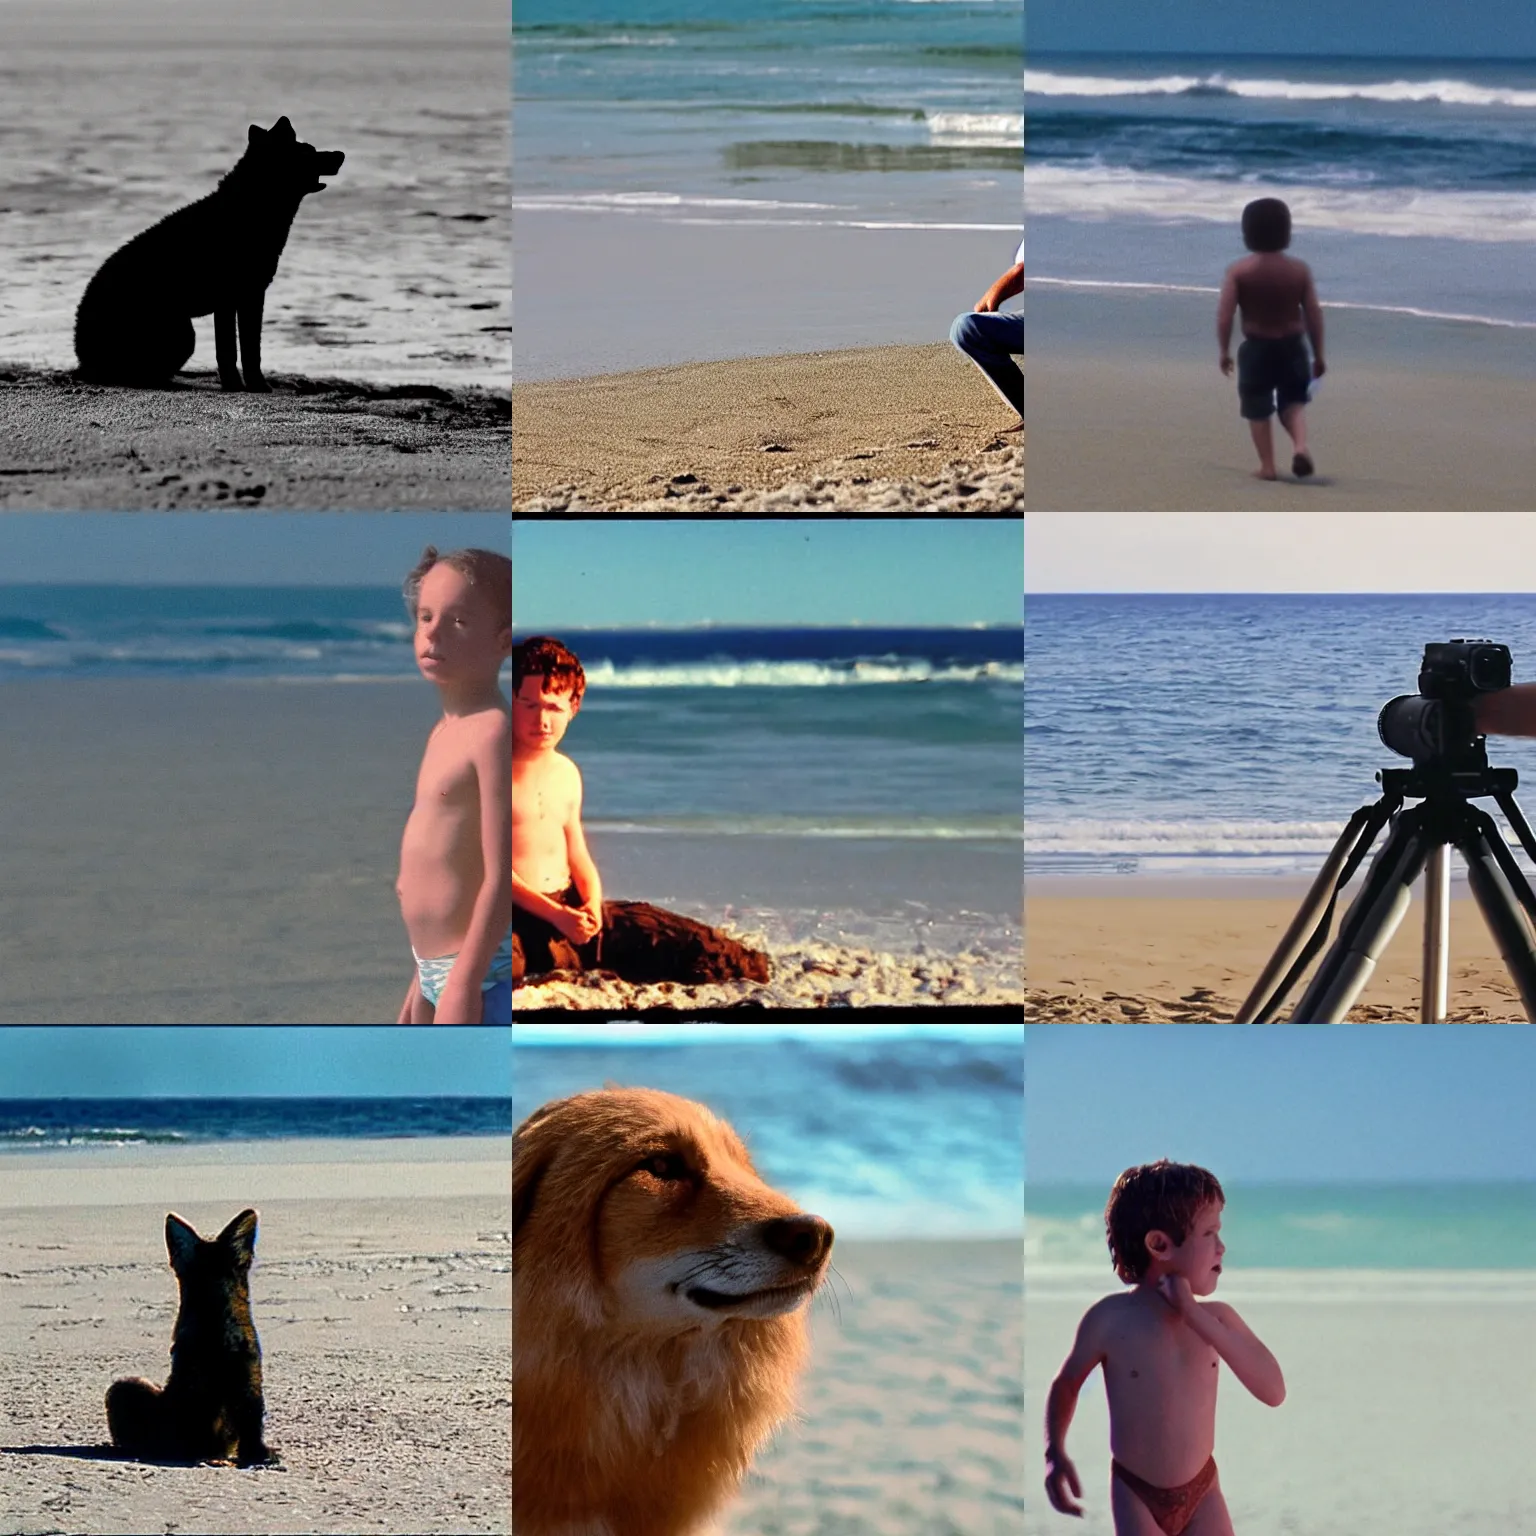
[1044,1161,1285,1535]
[1217,197,1326,482]
[511,637,604,970]
[395,546,512,1025]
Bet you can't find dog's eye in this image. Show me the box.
[639,1152,690,1182]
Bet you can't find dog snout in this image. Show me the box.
[760,1214,833,1269]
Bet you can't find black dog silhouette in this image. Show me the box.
[75,116,344,390]
[106,1209,275,1465]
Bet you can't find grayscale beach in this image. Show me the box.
[0,680,443,1024]
[0,1136,511,1536]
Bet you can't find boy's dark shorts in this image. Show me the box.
[1237,334,1311,421]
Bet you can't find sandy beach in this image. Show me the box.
[1028,289,1536,511]
[1025,879,1529,1022]
[1025,1271,1536,1534]
[0,1136,510,1536]
[512,345,1022,512]
[0,370,509,510]
[0,679,443,1024]
[728,1239,1023,1535]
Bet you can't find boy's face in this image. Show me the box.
[414,563,511,685]
[1148,1200,1225,1295]
[513,674,577,753]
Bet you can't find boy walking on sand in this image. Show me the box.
[1045,1160,1284,1534]
[1217,197,1326,481]
[950,236,1023,427]
[396,546,512,1025]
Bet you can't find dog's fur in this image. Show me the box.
[513,1088,834,1536]
[106,1208,274,1466]
[75,116,344,390]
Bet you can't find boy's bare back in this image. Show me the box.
[399,705,511,958]
[1223,251,1314,338]
[511,746,582,896]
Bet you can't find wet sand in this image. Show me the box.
[0,369,509,510]
[730,1240,1023,1535]
[1025,879,1527,1022]
[512,345,1022,512]
[0,680,442,1024]
[0,1136,510,1536]
[1028,290,1536,511]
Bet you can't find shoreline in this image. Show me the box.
[512,344,1022,512]
[0,366,510,510]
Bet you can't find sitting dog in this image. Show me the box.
[513,1088,833,1536]
[75,116,344,390]
[106,1208,275,1465]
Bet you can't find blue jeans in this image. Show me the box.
[949,310,1023,415]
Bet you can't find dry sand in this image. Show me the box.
[514,936,1025,1013]
[0,368,510,509]
[1025,880,1529,1022]
[511,344,1023,512]
[0,679,442,1024]
[0,1136,511,1536]
[1026,1272,1536,1534]
[729,1239,1023,1536]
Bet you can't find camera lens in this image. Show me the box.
[1378,694,1442,760]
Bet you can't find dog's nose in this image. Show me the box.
[761,1214,833,1268]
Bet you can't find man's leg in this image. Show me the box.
[949,312,1023,417]
[1279,402,1312,475]
[1248,418,1278,479]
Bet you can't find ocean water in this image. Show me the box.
[524,626,1024,841]
[0,584,509,683]
[1027,1182,1536,1278]
[0,1,509,387]
[515,0,1022,233]
[1025,593,1536,876]
[0,1096,513,1150]
[1028,52,1536,328]
[511,1032,1025,1239]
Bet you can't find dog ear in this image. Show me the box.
[271,116,296,140]
[217,1209,259,1269]
[165,1213,201,1273]
[513,1108,562,1240]
[248,123,268,144]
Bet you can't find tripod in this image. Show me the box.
[1237,754,1536,1023]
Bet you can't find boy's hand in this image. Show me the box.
[549,904,599,945]
[1219,352,1234,376]
[1045,1449,1084,1516]
[433,979,483,1025]
[1156,1273,1196,1317]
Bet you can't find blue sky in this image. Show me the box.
[512,519,1023,629]
[1027,1026,1536,1182]
[0,514,508,585]
[1030,0,1536,56]
[0,1028,511,1097]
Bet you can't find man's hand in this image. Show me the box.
[1313,356,1327,379]
[1045,1449,1084,1516]
[1156,1273,1196,1318]
[1219,352,1234,376]
[974,293,999,313]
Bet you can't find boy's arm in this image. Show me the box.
[1216,266,1238,374]
[565,770,603,925]
[1159,1282,1286,1406]
[435,712,512,1024]
[1044,1305,1106,1517]
[975,261,1024,313]
[1302,265,1326,375]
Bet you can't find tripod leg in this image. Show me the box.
[1421,843,1450,1023]
[1290,815,1427,1022]
[1460,828,1536,1020]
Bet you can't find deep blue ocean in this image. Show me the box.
[514,0,1022,233]
[1028,52,1536,326]
[0,586,512,683]
[0,1097,513,1150]
[1025,593,1536,875]
[520,626,1024,841]
[512,1031,1024,1239]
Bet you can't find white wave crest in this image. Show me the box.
[926,110,1023,146]
[583,659,1024,688]
[1025,820,1356,857]
[1027,68,1536,109]
[1026,163,1536,244]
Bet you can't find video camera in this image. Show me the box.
[1377,638,1512,766]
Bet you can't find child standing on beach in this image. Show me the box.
[1217,197,1326,482]
[1044,1160,1285,1534]
[396,546,512,1025]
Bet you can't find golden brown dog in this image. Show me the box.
[513,1087,834,1536]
